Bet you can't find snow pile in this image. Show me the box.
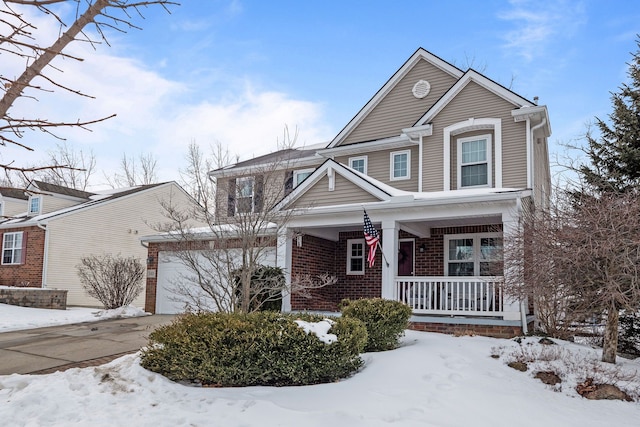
[294,318,337,344]
[1,331,640,426]
[0,304,149,333]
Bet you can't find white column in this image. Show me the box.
[381,219,399,300]
[502,213,523,322]
[277,227,292,312]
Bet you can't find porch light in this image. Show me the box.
[419,244,426,253]
[146,256,154,265]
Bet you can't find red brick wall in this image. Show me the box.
[0,226,46,287]
[409,321,524,339]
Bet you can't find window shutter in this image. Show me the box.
[284,171,293,195]
[227,178,236,217]
[254,175,264,212]
[20,231,27,264]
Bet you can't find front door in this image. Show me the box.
[398,240,414,276]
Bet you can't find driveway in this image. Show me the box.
[0,315,175,375]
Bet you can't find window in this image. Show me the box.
[28,196,41,215]
[445,233,502,276]
[458,135,492,188]
[293,168,314,187]
[346,239,365,275]
[236,177,254,214]
[390,150,410,180]
[2,231,23,265]
[349,156,368,174]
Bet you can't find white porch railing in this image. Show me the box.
[395,277,504,317]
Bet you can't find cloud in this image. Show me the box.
[498,0,587,61]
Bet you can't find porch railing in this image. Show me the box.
[394,276,504,317]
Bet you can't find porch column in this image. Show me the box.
[381,219,399,300]
[502,214,523,322]
[277,227,292,312]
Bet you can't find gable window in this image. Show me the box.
[390,150,410,181]
[458,135,492,188]
[346,238,365,275]
[236,177,254,214]
[293,168,314,187]
[445,233,502,276]
[2,231,24,265]
[349,156,368,174]
[28,196,41,215]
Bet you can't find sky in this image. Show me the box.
[2,0,640,189]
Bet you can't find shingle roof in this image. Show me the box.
[213,148,320,172]
[31,180,94,199]
[0,187,28,200]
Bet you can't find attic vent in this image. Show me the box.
[412,80,431,99]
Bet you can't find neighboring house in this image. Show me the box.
[0,180,199,307]
[143,48,551,337]
[0,187,29,218]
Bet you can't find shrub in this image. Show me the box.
[76,254,144,309]
[232,265,284,312]
[340,298,412,352]
[140,311,368,386]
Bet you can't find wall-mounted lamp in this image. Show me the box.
[146,256,155,265]
[419,244,426,253]
[296,235,303,248]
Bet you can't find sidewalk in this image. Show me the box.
[0,315,174,375]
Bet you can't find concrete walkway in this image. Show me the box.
[0,315,175,375]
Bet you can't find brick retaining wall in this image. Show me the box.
[0,288,68,310]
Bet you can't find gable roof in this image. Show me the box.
[327,48,463,148]
[0,187,28,201]
[28,180,94,200]
[209,147,323,178]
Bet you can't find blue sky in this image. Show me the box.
[4,0,640,188]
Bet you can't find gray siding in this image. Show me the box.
[291,175,380,209]
[341,59,458,145]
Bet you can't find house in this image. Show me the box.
[0,187,29,218]
[0,180,200,307]
[142,48,551,337]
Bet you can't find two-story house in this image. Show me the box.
[143,48,551,337]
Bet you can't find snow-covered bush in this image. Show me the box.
[140,311,367,386]
[340,298,412,352]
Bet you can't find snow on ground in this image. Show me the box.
[0,303,148,332]
[1,331,639,427]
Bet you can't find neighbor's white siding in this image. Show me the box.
[44,183,197,307]
[2,198,27,217]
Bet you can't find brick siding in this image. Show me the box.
[0,226,46,287]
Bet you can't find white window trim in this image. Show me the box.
[457,134,492,189]
[346,238,365,275]
[235,176,255,214]
[444,232,502,276]
[293,168,315,187]
[348,155,368,174]
[28,196,41,215]
[390,149,411,181]
[2,231,23,265]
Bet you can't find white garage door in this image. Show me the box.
[155,249,277,314]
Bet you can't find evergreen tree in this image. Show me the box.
[579,37,640,193]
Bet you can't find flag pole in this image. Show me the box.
[377,241,390,267]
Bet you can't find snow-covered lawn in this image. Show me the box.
[0,303,148,332]
[1,330,639,426]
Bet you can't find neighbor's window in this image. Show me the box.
[390,150,410,180]
[293,168,314,187]
[445,233,502,276]
[349,156,368,174]
[28,196,41,215]
[236,177,254,214]
[2,231,23,265]
[347,238,365,275]
[458,135,491,188]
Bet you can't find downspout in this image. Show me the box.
[36,222,48,289]
[418,135,424,192]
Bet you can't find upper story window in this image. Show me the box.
[445,233,502,276]
[349,156,368,174]
[390,150,411,181]
[28,196,41,215]
[236,177,254,214]
[346,238,365,275]
[2,231,24,265]
[458,134,492,188]
[293,168,314,187]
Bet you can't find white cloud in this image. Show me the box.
[498,0,587,61]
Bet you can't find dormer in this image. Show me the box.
[25,180,94,216]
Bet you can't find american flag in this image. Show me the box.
[363,210,380,268]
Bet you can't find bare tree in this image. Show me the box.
[33,142,96,190]
[106,152,159,187]
[0,0,176,174]
[504,189,640,363]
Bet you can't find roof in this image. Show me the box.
[210,147,322,177]
[29,180,94,199]
[0,187,28,200]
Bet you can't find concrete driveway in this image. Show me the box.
[0,315,175,375]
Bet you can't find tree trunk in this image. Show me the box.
[602,306,619,363]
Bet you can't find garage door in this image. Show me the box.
[155,249,277,314]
